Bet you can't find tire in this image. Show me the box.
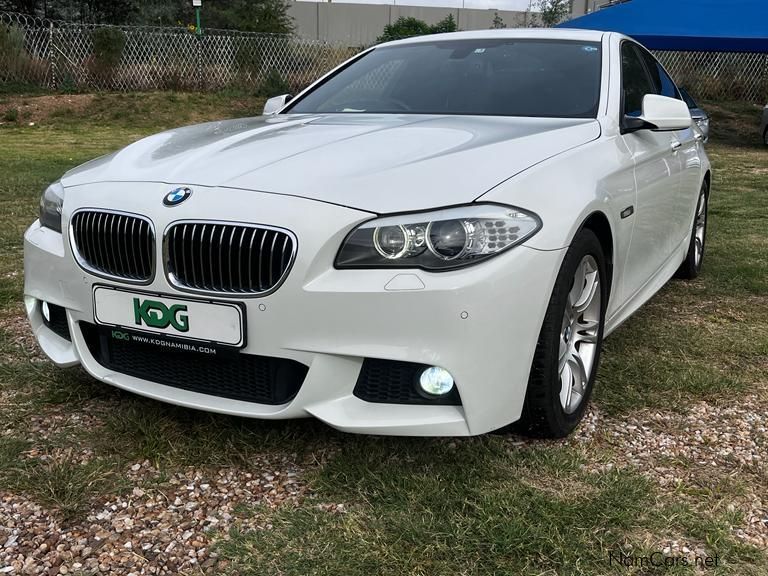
[763,128,768,146]
[675,181,709,280]
[518,229,607,438]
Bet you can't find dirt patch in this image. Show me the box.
[0,94,95,126]
[0,310,44,364]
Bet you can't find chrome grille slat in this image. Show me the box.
[198,224,206,290]
[258,229,268,292]
[129,217,138,277]
[114,214,125,276]
[207,225,216,291]
[95,212,105,271]
[70,210,154,283]
[166,221,295,296]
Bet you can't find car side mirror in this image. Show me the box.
[624,94,692,133]
[262,94,292,115]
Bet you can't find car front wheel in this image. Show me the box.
[519,229,607,438]
[675,181,709,280]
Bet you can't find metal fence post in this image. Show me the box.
[197,33,203,90]
[48,21,57,90]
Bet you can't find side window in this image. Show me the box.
[639,48,680,99]
[621,43,655,117]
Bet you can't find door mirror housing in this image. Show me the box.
[262,94,292,115]
[624,94,692,133]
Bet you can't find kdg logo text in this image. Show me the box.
[133,298,189,332]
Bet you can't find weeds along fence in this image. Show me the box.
[655,50,768,103]
[2,11,767,101]
[0,12,358,93]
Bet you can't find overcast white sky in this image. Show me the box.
[297,0,538,11]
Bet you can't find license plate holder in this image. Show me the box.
[92,285,246,349]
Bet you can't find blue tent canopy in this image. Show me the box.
[561,0,768,52]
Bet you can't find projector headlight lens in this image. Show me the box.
[336,203,541,271]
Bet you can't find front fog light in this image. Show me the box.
[41,301,51,322]
[418,366,455,397]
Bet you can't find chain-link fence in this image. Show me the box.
[0,12,358,92]
[2,11,767,102]
[656,50,768,102]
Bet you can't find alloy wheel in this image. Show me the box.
[558,255,601,414]
[694,192,707,268]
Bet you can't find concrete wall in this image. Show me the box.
[288,1,529,45]
[571,0,589,16]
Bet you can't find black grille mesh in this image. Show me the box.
[80,323,307,405]
[354,359,462,406]
[166,222,294,294]
[70,210,154,281]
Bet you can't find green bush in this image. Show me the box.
[234,42,262,86]
[2,108,19,122]
[377,14,458,44]
[257,68,290,98]
[430,14,457,34]
[89,27,126,84]
[377,17,431,43]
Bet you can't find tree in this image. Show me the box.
[0,0,294,33]
[537,0,571,27]
[377,16,430,43]
[195,0,293,34]
[377,13,457,44]
[491,11,506,29]
[430,13,456,34]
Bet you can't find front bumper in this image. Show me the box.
[24,183,565,436]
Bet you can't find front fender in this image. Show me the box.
[477,136,633,254]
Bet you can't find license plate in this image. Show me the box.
[93,286,245,347]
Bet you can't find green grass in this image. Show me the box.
[0,93,766,574]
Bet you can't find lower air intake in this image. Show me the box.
[80,323,307,405]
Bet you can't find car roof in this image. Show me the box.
[377,28,607,49]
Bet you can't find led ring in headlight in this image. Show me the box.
[373,224,426,259]
[336,203,541,271]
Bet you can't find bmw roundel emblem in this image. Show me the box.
[163,187,192,207]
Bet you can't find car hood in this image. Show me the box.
[62,114,600,213]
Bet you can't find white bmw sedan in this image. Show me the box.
[25,29,710,437]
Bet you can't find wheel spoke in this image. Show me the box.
[574,270,598,312]
[575,319,599,344]
[569,261,587,308]
[559,358,573,408]
[568,353,588,395]
[559,338,569,371]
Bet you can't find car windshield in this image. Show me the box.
[287,39,602,118]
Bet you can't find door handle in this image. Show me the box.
[671,141,682,151]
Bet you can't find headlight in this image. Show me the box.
[696,117,709,132]
[335,203,541,271]
[39,181,65,233]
